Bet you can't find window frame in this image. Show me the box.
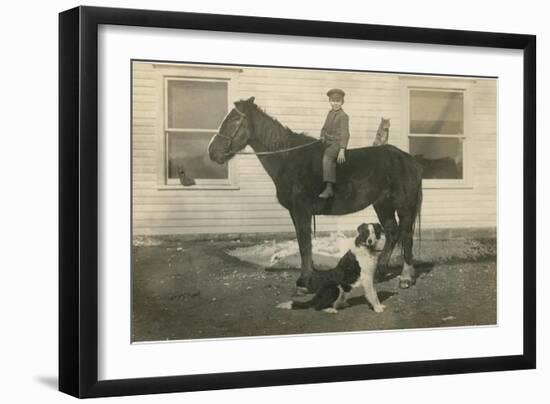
[156,67,240,190]
[401,78,473,189]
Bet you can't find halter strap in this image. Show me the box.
[215,107,247,151]
[217,106,321,156]
[232,139,321,155]
[233,105,246,116]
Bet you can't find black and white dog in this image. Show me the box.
[277,223,386,314]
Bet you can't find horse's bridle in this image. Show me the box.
[214,105,321,156]
[215,106,247,156]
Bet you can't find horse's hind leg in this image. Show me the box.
[289,209,314,292]
[396,208,416,289]
[373,200,398,269]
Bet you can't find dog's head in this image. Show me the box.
[355,223,384,251]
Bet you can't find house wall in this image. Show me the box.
[132,62,496,236]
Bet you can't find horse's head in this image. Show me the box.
[208,97,255,164]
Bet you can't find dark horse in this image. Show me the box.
[209,97,423,290]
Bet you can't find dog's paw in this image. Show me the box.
[323,308,339,314]
[373,304,386,313]
[276,301,293,310]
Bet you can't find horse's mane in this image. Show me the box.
[249,104,317,150]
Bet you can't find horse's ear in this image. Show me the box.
[246,96,255,104]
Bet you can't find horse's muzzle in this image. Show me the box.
[208,146,226,165]
[210,153,227,164]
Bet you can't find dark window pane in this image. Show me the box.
[167,80,228,129]
[410,137,463,179]
[410,90,463,134]
[167,132,228,180]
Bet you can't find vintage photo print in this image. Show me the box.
[131,61,496,342]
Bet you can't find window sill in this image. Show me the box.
[157,184,240,191]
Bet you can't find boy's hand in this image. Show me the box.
[337,149,346,164]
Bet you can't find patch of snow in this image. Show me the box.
[227,232,353,269]
[226,232,494,269]
[132,236,162,247]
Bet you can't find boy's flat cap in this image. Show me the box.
[326,88,345,98]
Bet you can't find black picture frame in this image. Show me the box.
[59,5,536,399]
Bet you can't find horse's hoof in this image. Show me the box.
[399,279,412,289]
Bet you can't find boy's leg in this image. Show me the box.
[322,143,339,183]
[319,143,339,198]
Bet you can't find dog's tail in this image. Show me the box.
[277,282,341,311]
[276,298,316,310]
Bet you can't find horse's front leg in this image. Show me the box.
[290,209,314,292]
[373,202,399,269]
[378,221,398,268]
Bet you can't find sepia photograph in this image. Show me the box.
[131,61,497,342]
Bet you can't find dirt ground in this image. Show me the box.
[132,235,496,342]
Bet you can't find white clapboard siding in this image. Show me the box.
[132,62,496,235]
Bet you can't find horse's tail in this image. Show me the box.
[414,179,423,255]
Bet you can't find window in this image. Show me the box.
[164,77,234,186]
[407,88,468,186]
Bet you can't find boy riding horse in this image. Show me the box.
[319,88,350,198]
